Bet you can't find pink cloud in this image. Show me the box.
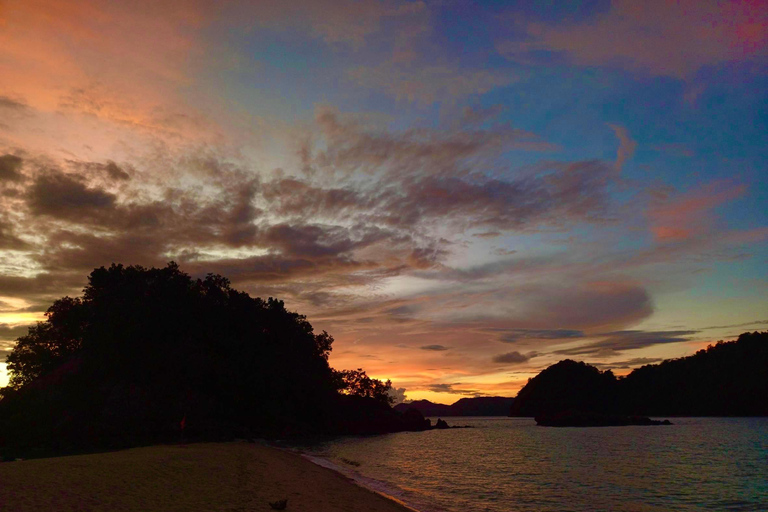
[608,124,637,172]
[499,0,768,78]
[649,181,747,242]
[0,0,211,124]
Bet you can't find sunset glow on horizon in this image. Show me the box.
[0,0,766,402]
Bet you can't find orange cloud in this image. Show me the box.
[0,0,209,120]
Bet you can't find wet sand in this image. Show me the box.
[0,442,418,512]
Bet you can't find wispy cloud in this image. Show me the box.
[554,330,699,357]
[420,344,450,351]
[648,180,747,242]
[498,0,768,78]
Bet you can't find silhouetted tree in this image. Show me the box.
[5,296,85,389]
[619,331,768,416]
[0,263,343,456]
[509,332,768,418]
[0,262,435,458]
[334,368,394,406]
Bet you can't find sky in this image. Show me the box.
[0,0,766,403]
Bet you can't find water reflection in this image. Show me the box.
[307,417,768,512]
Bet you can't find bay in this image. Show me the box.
[302,417,768,512]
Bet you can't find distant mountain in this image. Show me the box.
[395,396,514,417]
[510,331,768,417]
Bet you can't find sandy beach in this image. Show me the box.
[0,442,417,512]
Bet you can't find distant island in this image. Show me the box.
[394,396,514,417]
[511,331,768,420]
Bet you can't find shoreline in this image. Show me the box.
[299,451,429,512]
[0,442,425,512]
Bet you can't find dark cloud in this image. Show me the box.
[67,160,131,181]
[473,231,501,238]
[702,319,768,330]
[0,272,85,298]
[263,223,389,259]
[420,344,449,351]
[0,220,30,250]
[0,323,30,342]
[555,330,698,357]
[0,96,28,111]
[313,106,549,178]
[491,351,532,364]
[426,383,484,396]
[525,283,652,330]
[495,329,585,343]
[26,170,116,221]
[0,154,24,182]
[262,178,367,220]
[388,386,407,405]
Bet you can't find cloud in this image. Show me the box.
[348,64,518,105]
[592,357,663,370]
[495,329,585,343]
[608,124,636,172]
[498,0,768,78]
[0,220,30,250]
[388,386,407,405]
[426,383,484,396]
[507,281,653,331]
[702,319,768,330]
[491,351,532,364]
[312,106,557,179]
[472,231,501,239]
[0,154,24,182]
[0,323,29,342]
[299,109,616,234]
[26,169,117,222]
[0,96,28,111]
[648,180,747,242]
[246,0,427,46]
[66,160,131,182]
[554,330,698,357]
[420,344,449,351]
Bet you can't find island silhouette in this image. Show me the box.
[1,263,765,458]
[510,331,768,422]
[0,263,435,459]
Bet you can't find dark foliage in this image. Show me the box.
[0,263,413,458]
[333,368,394,406]
[510,360,618,417]
[619,331,768,416]
[510,332,768,417]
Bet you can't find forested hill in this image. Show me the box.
[0,263,430,459]
[394,396,514,417]
[510,331,768,417]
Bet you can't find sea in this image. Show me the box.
[296,417,768,512]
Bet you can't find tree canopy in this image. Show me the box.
[510,331,768,417]
[0,263,403,458]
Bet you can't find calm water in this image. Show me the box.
[300,417,768,512]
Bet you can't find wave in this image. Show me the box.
[301,452,442,512]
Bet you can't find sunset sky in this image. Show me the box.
[0,0,766,402]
